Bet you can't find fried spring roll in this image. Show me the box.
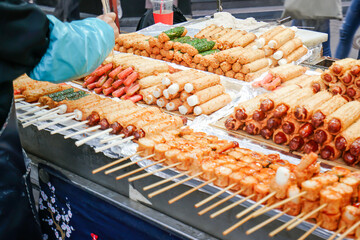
[195,25,217,38]
[220,61,233,72]
[282,117,301,135]
[293,90,333,121]
[234,94,267,121]
[335,118,360,151]
[244,67,269,82]
[156,97,169,108]
[241,58,270,74]
[259,85,300,112]
[314,128,333,145]
[325,101,360,135]
[233,32,256,47]
[340,70,355,85]
[320,142,342,160]
[179,101,194,115]
[278,46,308,65]
[166,98,183,111]
[180,91,191,102]
[269,64,307,83]
[225,48,245,64]
[321,69,338,85]
[237,49,266,65]
[187,85,225,106]
[273,38,303,60]
[134,116,185,139]
[194,93,231,115]
[311,95,348,128]
[330,58,358,76]
[214,47,244,63]
[153,85,167,98]
[232,61,242,73]
[273,129,291,145]
[138,73,169,89]
[235,72,246,81]
[268,28,296,49]
[256,26,286,48]
[225,70,235,78]
[346,84,360,99]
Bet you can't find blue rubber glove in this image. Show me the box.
[29,15,114,83]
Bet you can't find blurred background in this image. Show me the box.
[33,0,360,58]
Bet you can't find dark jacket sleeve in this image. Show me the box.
[0,0,50,83]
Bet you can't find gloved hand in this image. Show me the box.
[97,12,119,39]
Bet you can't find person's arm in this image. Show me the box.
[28,15,115,83]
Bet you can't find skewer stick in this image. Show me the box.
[210,194,256,219]
[337,221,360,240]
[100,134,125,144]
[148,172,202,199]
[143,170,191,191]
[253,191,307,217]
[15,98,25,102]
[94,136,134,153]
[195,183,237,208]
[22,111,60,127]
[168,177,217,204]
[116,158,167,180]
[16,102,40,109]
[105,154,155,175]
[51,120,89,135]
[287,203,327,230]
[198,189,244,216]
[21,107,60,122]
[246,208,290,235]
[327,225,345,240]
[236,191,277,219]
[269,212,305,237]
[298,220,322,240]
[92,152,140,174]
[37,113,75,130]
[75,128,112,147]
[17,105,49,117]
[128,162,182,182]
[64,125,101,139]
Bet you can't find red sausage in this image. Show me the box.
[126,83,140,96]
[314,130,328,144]
[95,75,108,88]
[312,83,321,93]
[117,67,133,79]
[311,111,326,128]
[289,136,304,151]
[260,99,274,112]
[103,87,115,96]
[253,110,266,121]
[328,119,341,134]
[123,72,139,86]
[346,87,356,98]
[108,65,123,79]
[320,146,335,160]
[335,136,347,151]
[274,132,287,145]
[112,79,124,89]
[99,119,110,130]
[350,138,360,156]
[94,87,103,94]
[303,140,318,154]
[343,151,357,165]
[282,121,295,135]
[273,104,289,118]
[102,77,115,89]
[299,123,314,138]
[267,117,281,130]
[110,122,123,134]
[356,79,360,88]
[87,82,97,90]
[245,122,260,135]
[342,73,353,84]
[86,112,100,126]
[260,128,273,140]
[235,109,247,121]
[323,73,333,82]
[134,129,146,140]
[225,117,237,130]
[112,87,126,98]
[332,65,342,75]
[351,65,360,75]
[92,63,113,76]
[294,107,307,121]
[128,94,143,103]
[121,125,136,137]
[84,75,100,85]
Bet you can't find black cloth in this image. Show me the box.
[54,0,81,22]
[136,5,187,31]
[0,0,49,239]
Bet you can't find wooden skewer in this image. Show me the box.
[246,208,290,235]
[269,212,305,237]
[143,170,191,191]
[148,172,202,199]
[92,152,140,174]
[253,191,307,217]
[75,128,112,147]
[236,191,276,219]
[94,136,134,153]
[105,154,155,175]
[128,162,182,182]
[22,111,60,127]
[298,220,322,240]
[168,177,217,204]
[116,158,167,180]
[17,105,49,117]
[337,221,360,240]
[198,189,244,216]
[64,125,101,139]
[51,120,89,135]
[21,107,60,122]
[195,183,237,208]
[37,113,75,130]
[210,194,255,219]
[100,134,125,144]
[15,98,25,102]
[16,102,40,109]
[287,203,327,230]
[327,225,345,240]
